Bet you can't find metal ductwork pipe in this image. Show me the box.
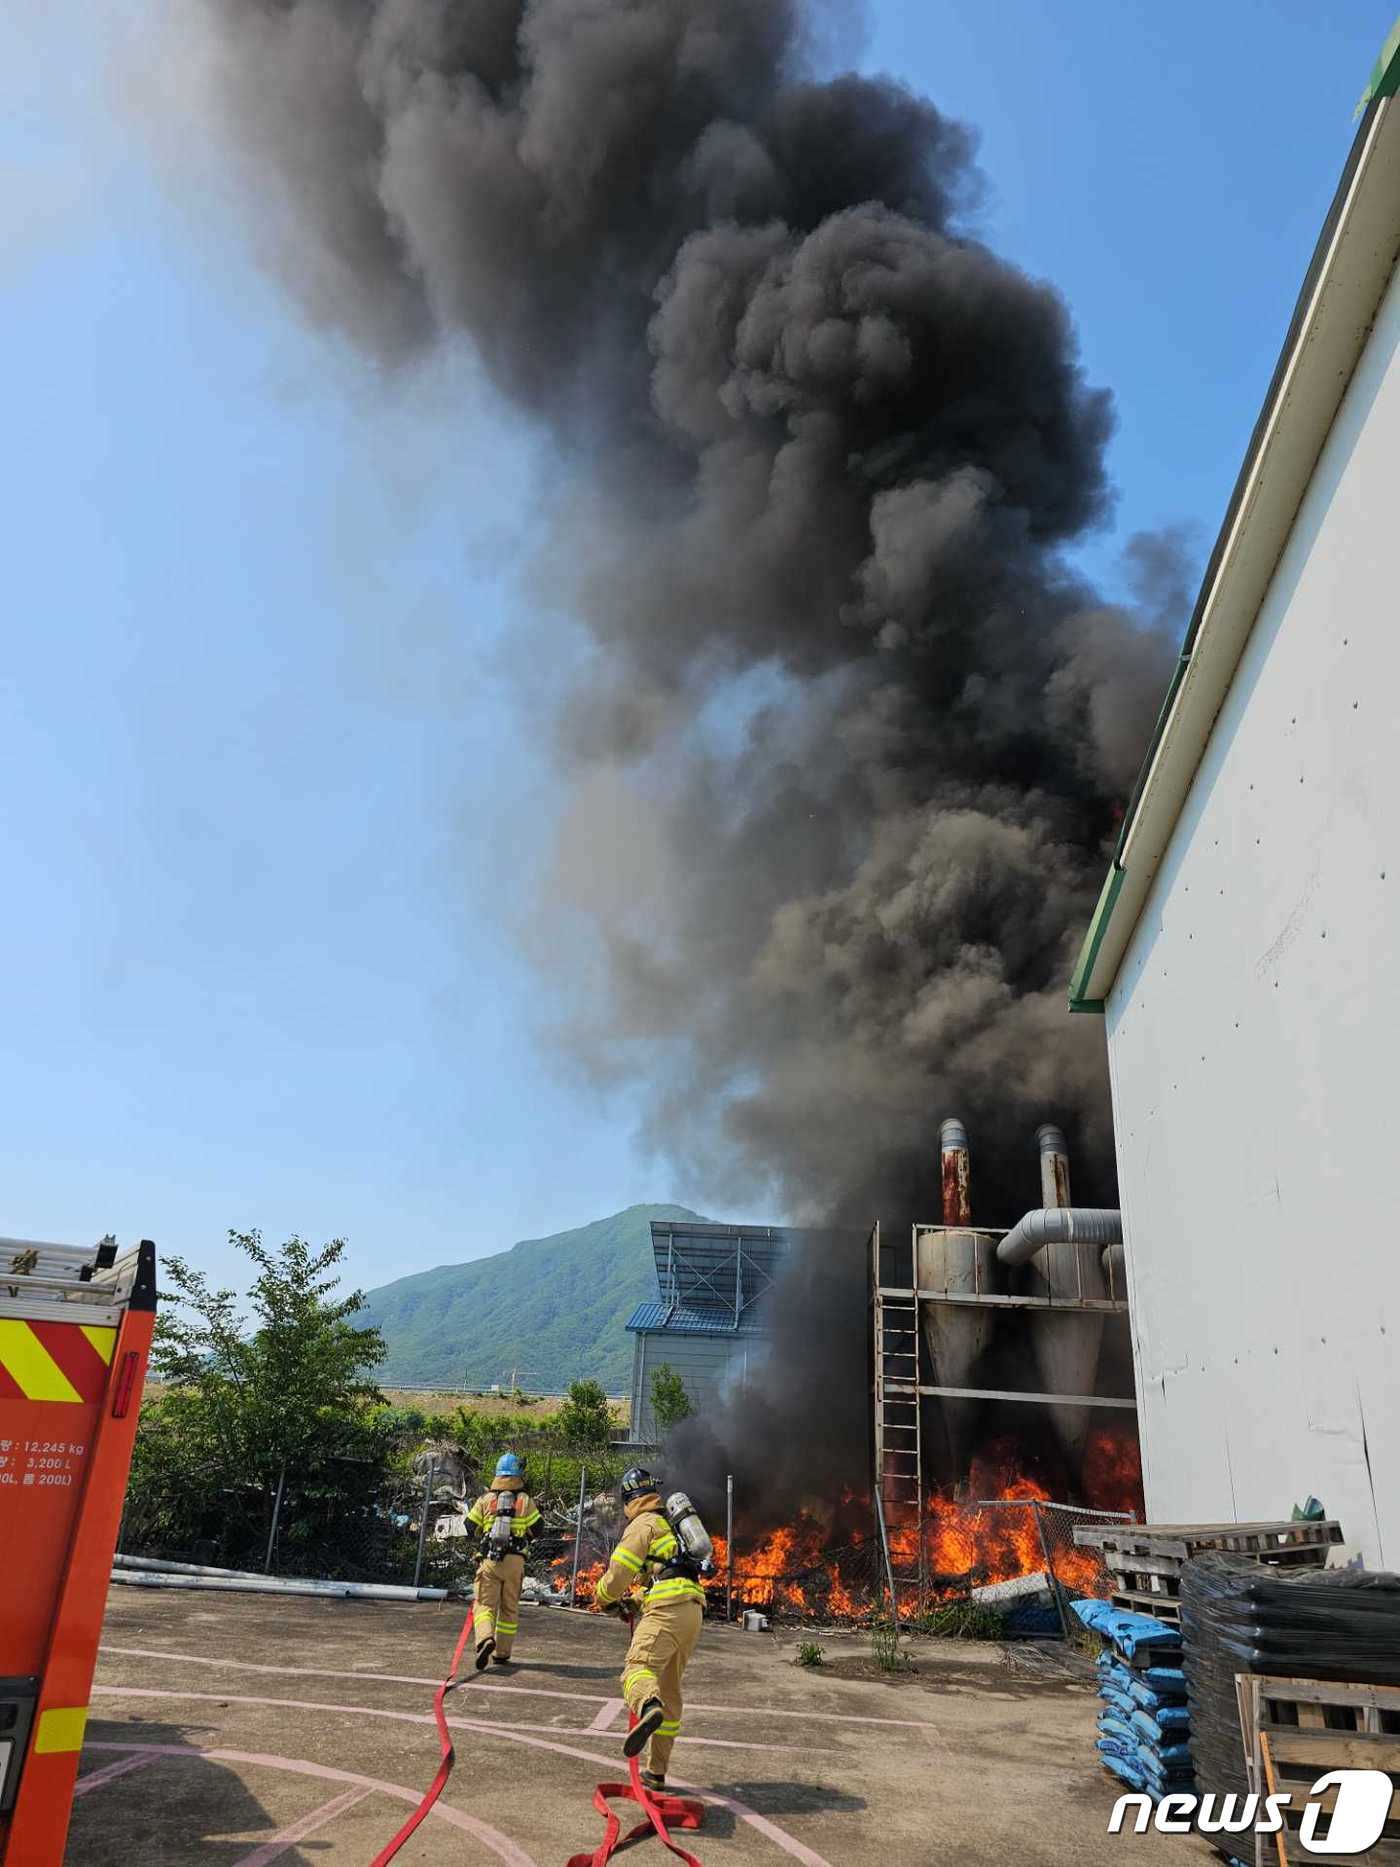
[1012,1142,1118,1474]
[921,1116,996,1473]
[939,1117,972,1225]
[1036,1124,1072,1209]
[996,1207,1122,1267]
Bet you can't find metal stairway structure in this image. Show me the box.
[870,1222,926,1618]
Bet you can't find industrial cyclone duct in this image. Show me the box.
[1022,1125,1108,1476]
[916,1117,999,1474]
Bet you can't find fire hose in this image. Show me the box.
[369,1599,706,1867]
[564,1719,705,1867]
[367,1603,477,1867]
[566,1606,705,1867]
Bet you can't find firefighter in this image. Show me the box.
[466,1451,541,1667]
[593,1466,706,1793]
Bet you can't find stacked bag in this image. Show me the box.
[1073,1598,1195,1800]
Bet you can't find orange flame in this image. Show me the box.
[548,1424,1143,1622]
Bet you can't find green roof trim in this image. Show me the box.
[1068,864,1126,1015]
[1067,45,1392,1013]
[1358,11,1400,114]
[1108,650,1191,871]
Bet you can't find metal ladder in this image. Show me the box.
[872,1230,925,1617]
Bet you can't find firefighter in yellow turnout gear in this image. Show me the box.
[594,1466,707,1792]
[466,1452,541,1667]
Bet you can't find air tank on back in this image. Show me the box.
[916,1118,999,1473]
[1024,1125,1107,1476]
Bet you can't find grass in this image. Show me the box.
[870,1620,911,1673]
[382,1390,629,1423]
[796,1641,825,1668]
[917,1599,1005,1641]
[143,1385,630,1427]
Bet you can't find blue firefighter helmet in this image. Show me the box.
[495,1452,523,1479]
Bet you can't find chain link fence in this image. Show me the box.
[955,1498,1135,1635]
[117,1429,635,1595]
[118,1419,1134,1636]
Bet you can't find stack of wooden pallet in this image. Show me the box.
[1237,1675,1400,1866]
[1072,1520,1344,1626]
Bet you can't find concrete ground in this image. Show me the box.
[72,1589,1215,1866]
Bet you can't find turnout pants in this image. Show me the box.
[620,1598,703,1778]
[475,1552,525,1658]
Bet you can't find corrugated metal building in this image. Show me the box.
[626,1221,794,1442]
[1068,28,1400,1565]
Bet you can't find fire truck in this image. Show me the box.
[0,1235,155,1865]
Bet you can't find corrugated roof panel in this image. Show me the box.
[624,1301,769,1337]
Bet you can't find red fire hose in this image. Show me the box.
[370,1600,706,1867]
[564,1720,705,1867]
[367,1604,477,1866]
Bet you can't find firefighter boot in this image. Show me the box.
[623,1698,665,1758]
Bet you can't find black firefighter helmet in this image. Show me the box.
[620,1466,660,1507]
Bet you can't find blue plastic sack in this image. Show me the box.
[1143,1664,1187,1692]
[1125,1672,1186,1712]
[1127,1715,1193,1769]
[1097,1711,1136,1747]
[1072,1598,1184,1658]
[1101,1684,1136,1720]
[1097,1742,1150,1792]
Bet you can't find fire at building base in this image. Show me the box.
[558,1117,1144,1628]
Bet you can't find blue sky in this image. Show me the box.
[1,1,1388,1300]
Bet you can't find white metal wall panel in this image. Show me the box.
[1106,255,1400,1566]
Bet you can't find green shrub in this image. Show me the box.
[870,1620,910,1673]
[919,1599,1005,1641]
[555,1379,614,1449]
[796,1641,825,1668]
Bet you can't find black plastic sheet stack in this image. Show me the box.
[1178,1551,1400,1808]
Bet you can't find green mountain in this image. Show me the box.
[360,1204,710,1393]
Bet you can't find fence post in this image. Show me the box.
[873,1486,899,1622]
[568,1466,587,1608]
[413,1457,438,1590]
[1032,1501,1072,1640]
[264,1465,286,1575]
[725,1473,734,1623]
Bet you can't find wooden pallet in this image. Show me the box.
[1103,1631,1184,1672]
[1079,1521,1342,1628]
[1110,1586,1183,1626]
[1239,1674,1400,1866]
[1076,1520,1344,1561]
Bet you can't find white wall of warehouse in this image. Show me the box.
[1106,254,1400,1566]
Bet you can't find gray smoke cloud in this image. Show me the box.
[173,0,1186,1507]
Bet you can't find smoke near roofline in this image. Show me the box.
[161,0,1186,1511]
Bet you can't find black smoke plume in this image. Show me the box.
[177,0,1182,1516]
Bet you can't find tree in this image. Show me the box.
[152,1230,386,1490]
[128,1231,393,1569]
[555,1378,613,1449]
[650,1364,691,1433]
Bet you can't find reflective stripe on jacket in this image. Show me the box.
[596,1509,706,1609]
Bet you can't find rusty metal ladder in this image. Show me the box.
[871,1222,925,1617]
